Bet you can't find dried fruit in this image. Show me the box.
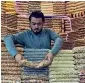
[20,59,38,68]
[36,60,49,68]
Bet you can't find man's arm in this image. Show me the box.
[37,29,63,68]
[4,35,18,57]
[4,32,25,56]
[46,30,63,64]
[4,32,25,63]
[44,37,63,66]
[45,30,63,66]
[49,37,63,56]
[48,29,63,55]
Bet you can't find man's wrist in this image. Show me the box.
[14,53,20,58]
[48,50,54,56]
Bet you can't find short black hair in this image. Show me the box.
[29,11,45,22]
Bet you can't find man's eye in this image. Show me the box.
[32,23,41,25]
[32,23,36,25]
[38,23,41,25]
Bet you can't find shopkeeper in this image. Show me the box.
[4,11,63,67]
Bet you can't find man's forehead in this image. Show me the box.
[31,17,43,23]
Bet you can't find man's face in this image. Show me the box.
[30,17,44,34]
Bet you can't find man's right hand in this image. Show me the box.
[15,54,24,65]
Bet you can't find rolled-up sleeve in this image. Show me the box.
[48,29,63,56]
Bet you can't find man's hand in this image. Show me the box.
[15,54,24,65]
[44,52,54,65]
[37,52,54,68]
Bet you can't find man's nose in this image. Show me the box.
[35,24,39,28]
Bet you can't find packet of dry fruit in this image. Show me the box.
[21,59,49,68]
[36,60,49,68]
[20,59,38,68]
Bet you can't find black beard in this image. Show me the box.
[31,28,42,34]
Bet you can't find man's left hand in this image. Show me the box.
[44,52,54,65]
[36,52,54,68]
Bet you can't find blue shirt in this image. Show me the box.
[4,28,63,57]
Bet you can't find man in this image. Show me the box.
[4,11,63,67]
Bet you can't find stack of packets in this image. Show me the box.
[74,38,85,47]
[15,1,29,15]
[21,49,50,83]
[67,28,85,42]
[71,17,85,31]
[41,2,54,16]
[1,1,5,25]
[49,50,79,83]
[52,18,62,33]
[15,1,29,31]
[1,26,9,40]
[1,1,5,15]
[4,14,17,30]
[1,12,17,38]
[59,33,67,41]
[1,2,18,36]
[73,46,85,83]
[1,42,23,83]
[65,2,85,18]
[44,16,62,34]
[65,1,76,18]
[53,2,66,15]
[61,41,73,50]
[2,1,16,14]
[78,28,85,38]
[64,19,72,33]
[29,1,41,15]
[67,31,81,42]
[17,14,30,30]
[44,17,53,30]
